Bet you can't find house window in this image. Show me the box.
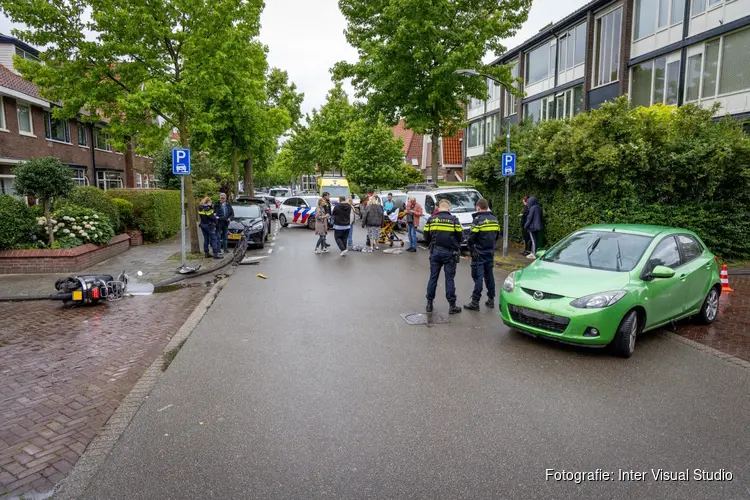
[77,123,88,146]
[692,0,728,15]
[137,173,143,188]
[503,60,519,117]
[634,0,683,40]
[553,86,584,119]
[594,6,623,87]
[15,47,40,62]
[524,95,556,123]
[485,114,499,145]
[72,168,89,186]
[488,79,502,101]
[96,171,123,190]
[94,129,112,151]
[17,103,33,135]
[0,97,5,130]
[468,121,484,148]
[630,54,681,107]
[0,177,15,196]
[150,175,156,188]
[558,22,587,73]
[525,41,554,86]
[143,174,150,189]
[469,98,484,110]
[684,27,750,103]
[44,112,70,143]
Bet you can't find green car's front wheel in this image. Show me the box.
[696,286,720,325]
[611,310,639,358]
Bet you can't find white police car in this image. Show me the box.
[278,196,321,230]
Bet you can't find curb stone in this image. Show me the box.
[661,331,750,370]
[51,276,230,500]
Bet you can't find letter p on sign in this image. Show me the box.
[501,153,516,177]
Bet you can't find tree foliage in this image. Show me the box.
[306,83,357,175]
[334,0,531,181]
[2,0,264,253]
[469,99,750,258]
[343,119,423,190]
[13,157,76,246]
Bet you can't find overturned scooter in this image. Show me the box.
[54,272,128,306]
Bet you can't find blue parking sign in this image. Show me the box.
[501,153,516,177]
[172,148,191,175]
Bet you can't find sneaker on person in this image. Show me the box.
[526,253,536,259]
[323,248,330,253]
[315,248,322,254]
[341,249,348,257]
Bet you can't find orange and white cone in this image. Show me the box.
[720,264,734,293]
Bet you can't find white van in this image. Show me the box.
[405,184,486,246]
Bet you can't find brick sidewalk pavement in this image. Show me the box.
[0,287,207,498]
[670,276,750,362]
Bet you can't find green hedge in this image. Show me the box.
[0,195,35,250]
[107,189,181,242]
[469,99,750,259]
[61,186,121,232]
[112,198,134,230]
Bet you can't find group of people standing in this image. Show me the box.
[198,193,234,259]
[313,191,425,255]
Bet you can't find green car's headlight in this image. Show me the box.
[503,272,516,293]
[570,291,626,309]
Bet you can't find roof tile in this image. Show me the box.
[0,64,43,100]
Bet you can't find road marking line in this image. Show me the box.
[268,249,273,254]
[157,404,173,412]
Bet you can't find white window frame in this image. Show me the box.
[485,114,499,145]
[633,0,685,42]
[525,39,555,86]
[593,4,624,89]
[487,79,502,101]
[683,26,750,104]
[553,85,585,119]
[94,128,113,152]
[503,60,519,117]
[16,102,34,136]
[691,0,731,18]
[136,173,143,188]
[558,22,587,73]
[0,175,17,197]
[0,97,6,131]
[96,170,123,191]
[629,52,682,107]
[44,111,71,144]
[143,174,150,189]
[468,120,484,148]
[15,47,40,63]
[149,174,156,188]
[72,168,89,186]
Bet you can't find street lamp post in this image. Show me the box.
[455,69,513,257]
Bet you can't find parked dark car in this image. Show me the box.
[236,197,273,235]
[227,203,269,248]
[254,193,279,219]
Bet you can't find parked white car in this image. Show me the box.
[404,185,486,246]
[277,195,321,230]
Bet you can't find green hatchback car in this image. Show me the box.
[500,225,721,357]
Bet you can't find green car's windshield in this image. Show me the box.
[541,231,653,272]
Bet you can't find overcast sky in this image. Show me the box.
[1,0,590,117]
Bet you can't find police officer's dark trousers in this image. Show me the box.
[471,252,495,302]
[426,247,457,303]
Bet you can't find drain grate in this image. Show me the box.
[400,312,450,325]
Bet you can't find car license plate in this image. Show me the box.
[72,290,83,301]
[229,234,241,240]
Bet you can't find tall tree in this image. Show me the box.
[306,83,356,175]
[2,0,264,253]
[342,118,423,190]
[334,0,531,182]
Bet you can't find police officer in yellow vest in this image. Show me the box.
[424,199,463,314]
[464,199,500,311]
[198,196,222,259]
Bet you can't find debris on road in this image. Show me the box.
[257,273,268,279]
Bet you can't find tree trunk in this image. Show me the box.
[231,137,239,201]
[244,156,254,196]
[44,199,54,246]
[431,131,440,184]
[179,126,200,254]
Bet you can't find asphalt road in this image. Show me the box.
[78,226,750,500]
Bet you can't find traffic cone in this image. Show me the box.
[720,265,734,293]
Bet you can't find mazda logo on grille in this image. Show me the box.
[533,291,544,301]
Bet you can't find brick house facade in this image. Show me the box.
[0,35,153,197]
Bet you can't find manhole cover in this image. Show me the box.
[400,312,450,325]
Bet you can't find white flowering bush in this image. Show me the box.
[36,205,115,248]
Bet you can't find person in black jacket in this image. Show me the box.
[214,192,234,254]
[464,199,500,311]
[198,196,222,259]
[524,196,543,259]
[331,196,353,256]
[520,196,531,255]
[424,199,463,314]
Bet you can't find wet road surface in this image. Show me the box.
[79,226,750,500]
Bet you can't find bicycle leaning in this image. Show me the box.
[232,224,253,264]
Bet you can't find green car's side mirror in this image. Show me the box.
[535,249,546,259]
[651,265,676,279]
